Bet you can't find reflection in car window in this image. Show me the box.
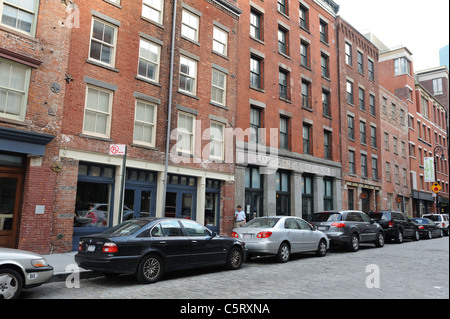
[103,219,150,236]
[285,218,301,230]
[151,224,164,237]
[313,213,341,222]
[297,218,312,230]
[243,218,280,228]
[159,220,184,237]
[180,220,210,236]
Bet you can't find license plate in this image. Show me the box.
[28,273,38,280]
[243,234,253,239]
[87,245,96,252]
[318,226,328,231]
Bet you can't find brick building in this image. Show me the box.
[335,18,382,212]
[234,0,342,222]
[0,0,71,251]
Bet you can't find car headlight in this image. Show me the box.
[31,259,49,268]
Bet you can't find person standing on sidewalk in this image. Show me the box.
[234,205,246,228]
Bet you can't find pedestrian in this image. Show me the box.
[234,205,246,228]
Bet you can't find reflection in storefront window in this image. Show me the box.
[75,182,112,227]
[205,192,218,227]
[181,193,193,219]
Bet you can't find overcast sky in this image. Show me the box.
[336,0,449,71]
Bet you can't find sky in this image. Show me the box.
[336,0,450,71]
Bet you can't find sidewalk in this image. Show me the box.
[43,252,102,282]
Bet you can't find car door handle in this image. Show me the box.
[159,241,167,246]
[191,240,198,245]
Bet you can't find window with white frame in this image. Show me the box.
[83,86,113,138]
[89,18,117,67]
[138,38,161,82]
[1,0,39,35]
[213,26,228,56]
[209,121,224,160]
[179,55,197,95]
[177,112,195,154]
[133,100,157,147]
[394,57,411,76]
[211,69,226,106]
[0,58,31,121]
[142,0,164,25]
[181,9,199,42]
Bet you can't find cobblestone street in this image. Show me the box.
[22,236,449,300]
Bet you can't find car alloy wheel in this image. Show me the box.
[413,230,420,241]
[348,234,359,252]
[227,247,243,270]
[136,255,163,284]
[0,269,23,299]
[427,230,433,239]
[316,240,327,257]
[277,242,290,263]
[375,232,385,247]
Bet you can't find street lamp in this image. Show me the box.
[434,145,446,214]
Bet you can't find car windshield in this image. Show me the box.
[243,218,280,229]
[423,215,440,221]
[102,219,151,236]
[368,212,390,221]
[313,212,341,222]
[412,218,427,224]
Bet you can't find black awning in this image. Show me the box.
[0,126,55,156]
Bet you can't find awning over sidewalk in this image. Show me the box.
[0,126,55,156]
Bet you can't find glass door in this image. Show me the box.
[165,190,196,220]
[0,173,23,248]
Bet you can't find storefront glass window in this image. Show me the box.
[302,175,313,221]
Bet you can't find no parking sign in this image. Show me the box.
[109,144,126,156]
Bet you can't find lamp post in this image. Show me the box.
[434,145,446,214]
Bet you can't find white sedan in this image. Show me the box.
[232,216,329,263]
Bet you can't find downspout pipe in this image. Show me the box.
[162,0,178,215]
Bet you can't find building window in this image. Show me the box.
[300,40,310,68]
[211,69,227,106]
[369,94,376,116]
[179,55,197,95]
[370,126,377,148]
[346,81,354,104]
[89,18,117,67]
[349,151,356,174]
[302,175,313,221]
[433,78,443,94]
[280,116,289,150]
[1,0,38,35]
[421,96,429,118]
[299,4,309,30]
[368,60,374,81]
[321,54,329,78]
[83,86,113,138]
[360,121,366,144]
[372,158,378,180]
[348,189,354,210]
[303,123,311,155]
[323,178,333,210]
[142,0,164,25]
[277,0,287,15]
[250,9,262,40]
[138,38,161,83]
[384,132,389,150]
[133,100,157,147]
[278,27,288,56]
[250,56,262,89]
[209,121,224,161]
[348,115,354,140]
[302,80,311,109]
[394,57,411,76]
[279,69,289,100]
[359,88,365,111]
[177,112,195,154]
[324,130,331,160]
[276,171,290,216]
[319,20,328,44]
[345,42,352,66]
[250,107,262,144]
[357,51,364,74]
[0,58,31,121]
[213,26,228,56]
[385,162,391,182]
[322,90,331,117]
[361,154,367,177]
[181,9,200,42]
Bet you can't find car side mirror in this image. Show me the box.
[208,231,217,240]
[370,219,375,224]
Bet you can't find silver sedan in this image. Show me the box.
[0,248,54,299]
[232,216,329,263]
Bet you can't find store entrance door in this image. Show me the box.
[0,173,23,248]
[165,191,196,220]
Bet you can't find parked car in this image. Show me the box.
[232,216,329,263]
[368,211,420,243]
[311,210,385,252]
[75,218,246,284]
[422,214,449,236]
[0,248,54,299]
[411,218,444,239]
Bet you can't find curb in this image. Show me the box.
[48,270,104,283]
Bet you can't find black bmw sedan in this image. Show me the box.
[75,218,247,284]
[411,218,444,239]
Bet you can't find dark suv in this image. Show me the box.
[368,211,420,243]
[311,210,385,252]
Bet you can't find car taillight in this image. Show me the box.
[257,231,272,238]
[231,231,239,238]
[78,241,83,251]
[102,242,118,253]
[442,223,445,227]
[388,220,394,228]
[331,222,346,228]
[418,226,425,230]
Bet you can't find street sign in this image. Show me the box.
[431,183,442,193]
[109,144,126,156]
